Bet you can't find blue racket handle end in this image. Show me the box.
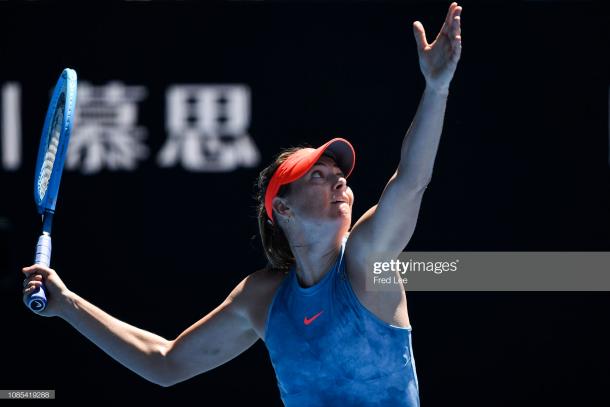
[27,285,48,313]
[28,234,52,312]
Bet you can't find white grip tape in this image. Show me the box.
[35,234,52,267]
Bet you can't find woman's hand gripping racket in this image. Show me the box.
[27,68,77,313]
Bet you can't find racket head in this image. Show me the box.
[33,68,78,215]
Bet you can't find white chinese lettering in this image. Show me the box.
[1,83,21,171]
[66,82,148,174]
[158,85,259,172]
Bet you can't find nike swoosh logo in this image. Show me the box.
[304,310,324,326]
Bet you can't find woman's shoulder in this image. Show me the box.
[237,267,290,338]
[248,267,289,291]
[247,267,290,288]
[230,267,288,303]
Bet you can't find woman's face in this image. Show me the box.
[282,154,354,227]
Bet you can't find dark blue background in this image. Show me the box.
[1,1,609,405]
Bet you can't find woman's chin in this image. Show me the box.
[332,206,351,223]
[338,202,351,215]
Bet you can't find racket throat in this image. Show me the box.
[42,212,54,235]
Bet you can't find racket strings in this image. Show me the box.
[38,98,65,199]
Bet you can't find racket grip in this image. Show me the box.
[28,234,52,312]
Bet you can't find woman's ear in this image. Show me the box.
[272,196,291,220]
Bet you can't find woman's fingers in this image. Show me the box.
[453,17,461,41]
[444,4,460,37]
[21,267,49,297]
[22,273,43,287]
[22,265,52,278]
[451,6,462,50]
[436,5,461,45]
[444,3,457,28]
[448,6,462,63]
[24,280,42,294]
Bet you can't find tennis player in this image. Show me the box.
[22,3,462,405]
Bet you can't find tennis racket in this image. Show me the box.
[27,68,78,313]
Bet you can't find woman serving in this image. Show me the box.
[22,3,462,406]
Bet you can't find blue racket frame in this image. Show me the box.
[28,68,77,312]
[34,68,77,220]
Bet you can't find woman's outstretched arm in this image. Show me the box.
[348,2,463,262]
[22,265,259,387]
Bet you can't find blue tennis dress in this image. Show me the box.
[264,236,420,406]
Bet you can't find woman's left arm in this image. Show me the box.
[348,2,462,261]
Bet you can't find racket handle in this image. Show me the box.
[28,234,52,312]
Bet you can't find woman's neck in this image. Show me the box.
[290,231,345,288]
